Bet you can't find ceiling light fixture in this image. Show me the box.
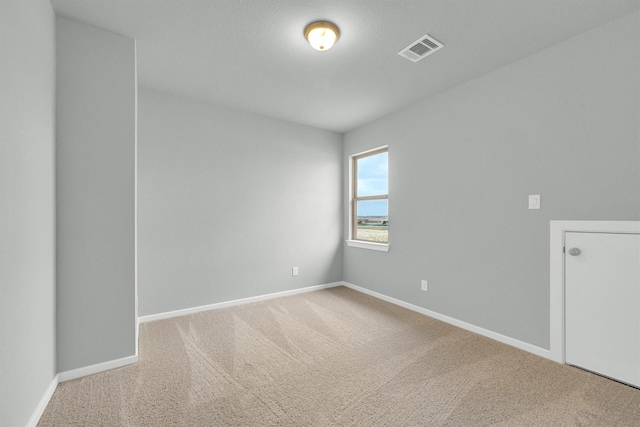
[304,21,340,51]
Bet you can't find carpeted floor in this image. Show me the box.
[39,286,640,426]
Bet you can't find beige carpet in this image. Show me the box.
[39,286,640,426]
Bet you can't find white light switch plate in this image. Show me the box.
[529,194,540,210]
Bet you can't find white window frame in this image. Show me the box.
[346,146,389,252]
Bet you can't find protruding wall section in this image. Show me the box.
[56,16,136,373]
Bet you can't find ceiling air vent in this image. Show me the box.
[398,34,443,63]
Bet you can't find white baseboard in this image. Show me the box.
[58,355,138,383]
[342,281,552,361]
[25,374,59,427]
[139,282,344,324]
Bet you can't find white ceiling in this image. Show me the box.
[50,0,640,133]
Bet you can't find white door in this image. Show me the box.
[565,231,640,387]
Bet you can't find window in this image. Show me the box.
[350,147,388,249]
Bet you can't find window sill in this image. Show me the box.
[345,240,389,252]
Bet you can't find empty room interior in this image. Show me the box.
[2,0,640,425]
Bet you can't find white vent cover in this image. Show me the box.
[398,34,443,62]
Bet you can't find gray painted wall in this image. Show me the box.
[138,89,343,316]
[0,1,56,425]
[343,11,640,349]
[56,16,136,372]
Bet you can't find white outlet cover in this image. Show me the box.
[529,194,540,210]
[421,280,428,291]
[292,267,298,276]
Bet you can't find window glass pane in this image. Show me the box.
[356,199,388,243]
[357,152,388,197]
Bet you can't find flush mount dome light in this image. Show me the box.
[304,21,340,51]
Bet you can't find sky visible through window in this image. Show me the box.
[357,152,388,217]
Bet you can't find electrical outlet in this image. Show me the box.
[292,267,299,276]
[421,280,428,291]
[528,194,540,210]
